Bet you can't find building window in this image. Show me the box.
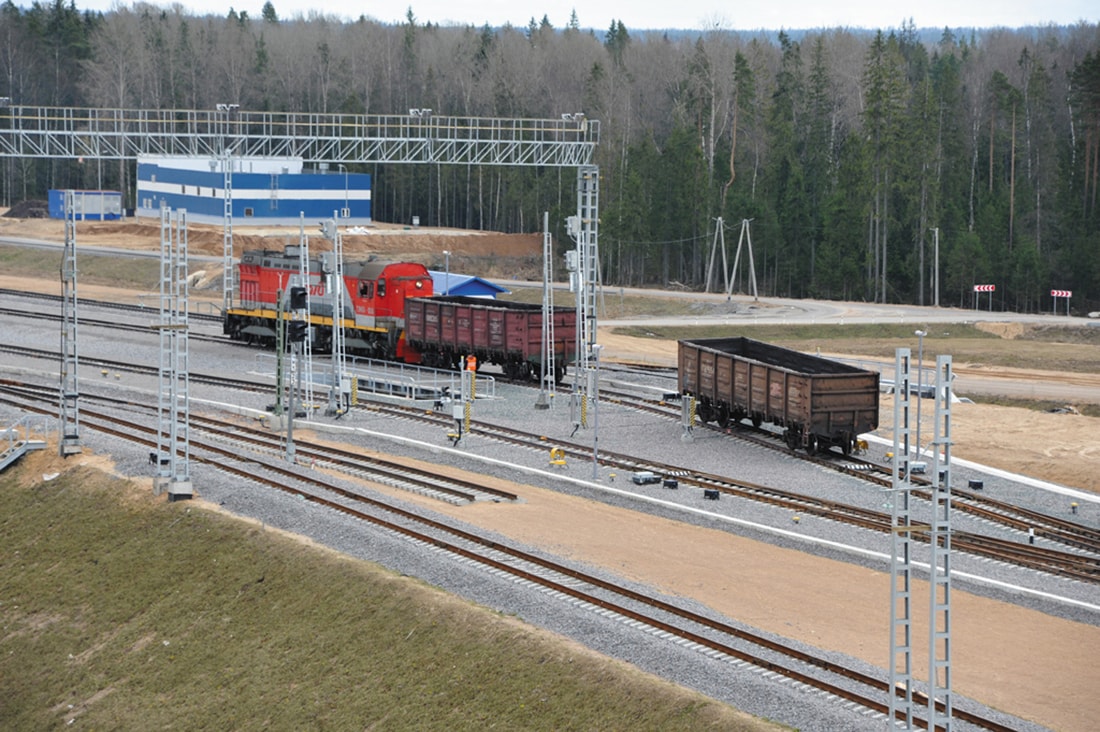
[244,207,254,217]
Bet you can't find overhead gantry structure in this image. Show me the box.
[0,106,598,166]
[0,105,603,363]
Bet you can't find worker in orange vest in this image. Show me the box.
[465,354,477,372]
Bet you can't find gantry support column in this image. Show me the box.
[927,356,955,730]
[888,348,914,728]
[58,190,82,456]
[153,205,192,501]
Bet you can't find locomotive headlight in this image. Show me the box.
[415,281,423,289]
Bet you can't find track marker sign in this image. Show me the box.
[972,284,995,311]
[1051,289,1072,316]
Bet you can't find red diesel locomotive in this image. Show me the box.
[223,245,577,381]
[223,245,433,361]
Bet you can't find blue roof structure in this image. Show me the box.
[429,271,510,298]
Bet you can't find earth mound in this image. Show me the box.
[3,199,48,218]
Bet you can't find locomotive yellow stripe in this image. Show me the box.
[225,307,387,333]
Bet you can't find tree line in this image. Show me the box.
[2,1,1099,311]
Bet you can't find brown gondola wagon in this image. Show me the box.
[678,336,879,455]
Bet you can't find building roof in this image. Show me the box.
[429,271,510,298]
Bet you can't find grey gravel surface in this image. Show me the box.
[3,300,1086,731]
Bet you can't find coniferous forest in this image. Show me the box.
[2,2,1099,311]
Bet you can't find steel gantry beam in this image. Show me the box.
[0,107,599,167]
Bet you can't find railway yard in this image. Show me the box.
[1,282,1099,731]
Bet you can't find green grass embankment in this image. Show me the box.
[0,457,781,731]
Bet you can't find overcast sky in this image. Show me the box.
[70,0,1097,31]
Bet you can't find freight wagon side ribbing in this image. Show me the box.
[678,337,879,455]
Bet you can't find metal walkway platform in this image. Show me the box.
[252,353,496,404]
[0,416,53,472]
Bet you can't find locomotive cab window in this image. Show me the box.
[377,279,386,297]
[359,281,373,298]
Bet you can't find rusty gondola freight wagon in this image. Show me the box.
[405,296,577,383]
[678,337,879,455]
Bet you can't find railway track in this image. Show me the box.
[0,385,1026,731]
[365,399,1100,585]
[598,386,1100,558]
[3,336,1096,585]
[0,343,267,389]
[0,382,515,505]
[0,306,230,346]
[0,287,223,322]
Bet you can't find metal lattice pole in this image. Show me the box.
[576,165,599,372]
[888,348,915,728]
[323,215,347,416]
[222,146,233,311]
[927,355,954,730]
[536,211,554,410]
[173,209,191,497]
[58,190,82,456]
[155,204,171,494]
[154,205,192,500]
[217,103,238,313]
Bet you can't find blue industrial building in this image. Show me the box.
[135,156,371,226]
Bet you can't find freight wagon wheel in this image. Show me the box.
[805,434,820,456]
[751,413,762,428]
[840,434,853,456]
[505,361,530,380]
[716,405,731,429]
[697,401,713,423]
[784,428,800,451]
